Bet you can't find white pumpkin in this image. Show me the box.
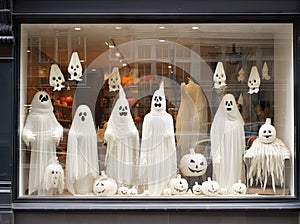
[258,118,276,144]
[232,180,247,195]
[201,177,220,196]
[118,186,128,196]
[192,182,202,195]
[128,186,138,196]
[169,174,188,195]
[93,171,117,196]
[180,148,208,177]
[162,187,172,196]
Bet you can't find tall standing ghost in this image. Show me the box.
[213,62,227,89]
[140,81,177,196]
[49,64,65,91]
[108,67,121,92]
[248,66,261,94]
[66,105,99,195]
[210,93,245,190]
[22,91,63,195]
[68,52,83,81]
[104,86,140,186]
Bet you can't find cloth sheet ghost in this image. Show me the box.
[210,93,245,190]
[68,52,83,81]
[176,79,209,158]
[262,62,271,80]
[104,86,140,186]
[108,67,121,92]
[22,91,63,195]
[244,118,290,192]
[49,64,65,91]
[66,105,99,195]
[248,66,261,94]
[213,62,227,90]
[140,81,177,196]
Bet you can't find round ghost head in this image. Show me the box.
[151,81,166,112]
[258,118,276,144]
[31,91,53,112]
[108,67,121,92]
[68,52,83,81]
[49,64,65,91]
[248,66,261,94]
[213,62,227,89]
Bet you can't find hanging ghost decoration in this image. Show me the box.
[140,81,177,196]
[68,52,83,81]
[22,91,63,195]
[237,67,245,82]
[210,93,245,190]
[244,118,290,192]
[248,66,261,94]
[49,64,65,91]
[262,62,271,80]
[66,105,99,195]
[213,62,227,89]
[104,86,140,186]
[108,67,121,92]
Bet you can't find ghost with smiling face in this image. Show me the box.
[210,93,245,190]
[22,91,63,195]
[104,86,140,187]
[139,81,177,196]
[244,118,290,192]
[66,105,99,195]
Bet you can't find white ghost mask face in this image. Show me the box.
[248,66,261,94]
[31,91,52,111]
[68,52,83,81]
[225,98,234,113]
[213,62,227,89]
[258,118,276,144]
[49,64,65,91]
[108,67,121,92]
[151,81,166,113]
[118,105,128,117]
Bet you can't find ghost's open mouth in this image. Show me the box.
[226,108,232,111]
[263,135,271,139]
[154,103,162,107]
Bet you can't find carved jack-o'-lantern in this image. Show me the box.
[121,76,133,86]
[192,182,202,195]
[201,177,220,196]
[169,174,188,195]
[258,118,276,144]
[118,186,129,196]
[231,180,247,195]
[128,186,138,196]
[180,148,207,177]
[93,171,117,196]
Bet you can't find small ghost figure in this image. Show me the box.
[213,62,227,90]
[49,64,65,91]
[210,94,245,190]
[22,91,63,195]
[108,67,121,92]
[66,105,99,195]
[262,62,271,80]
[104,86,139,186]
[68,52,83,81]
[42,158,65,196]
[244,118,290,192]
[140,81,177,196]
[248,66,261,94]
[237,67,245,82]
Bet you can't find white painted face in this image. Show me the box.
[213,62,226,89]
[118,105,128,117]
[151,81,166,112]
[68,52,83,81]
[258,118,276,144]
[225,98,234,113]
[108,67,121,92]
[248,66,261,94]
[49,64,65,91]
[46,164,62,188]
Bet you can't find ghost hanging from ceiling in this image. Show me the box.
[49,64,65,91]
[140,81,177,196]
[104,86,140,186]
[66,105,99,195]
[213,62,227,90]
[262,62,271,80]
[210,93,245,190]
[22,91,63,195]
[237,67,245,83]
[244,118,290,192]
[108,67,121,92]
[248,66,261,94]
[68,52,83,81]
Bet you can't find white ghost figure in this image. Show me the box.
[237,67,245,82]
[248,66,261,94]
[49,64,65,91]
[244,118,290,192]
[262,62,271,80]
[68,52,83,81]
[108,67,121,92]
[42,157,65,196]
[213,62,227,89]
[210,93,245,190]
[66,105,99,195]
[176,79,209,157]
[22,91,63,195]
[104,86,140,186]
[139,81,177,196]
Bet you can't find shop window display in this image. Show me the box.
[19,23,294,198]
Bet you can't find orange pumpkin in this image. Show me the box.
[121,76,133,86]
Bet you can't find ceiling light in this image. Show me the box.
[74,27,82,31]
[115,26,122,30]
[159,39,166,43]
[159,26,165,29]
[192,26,199,30]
